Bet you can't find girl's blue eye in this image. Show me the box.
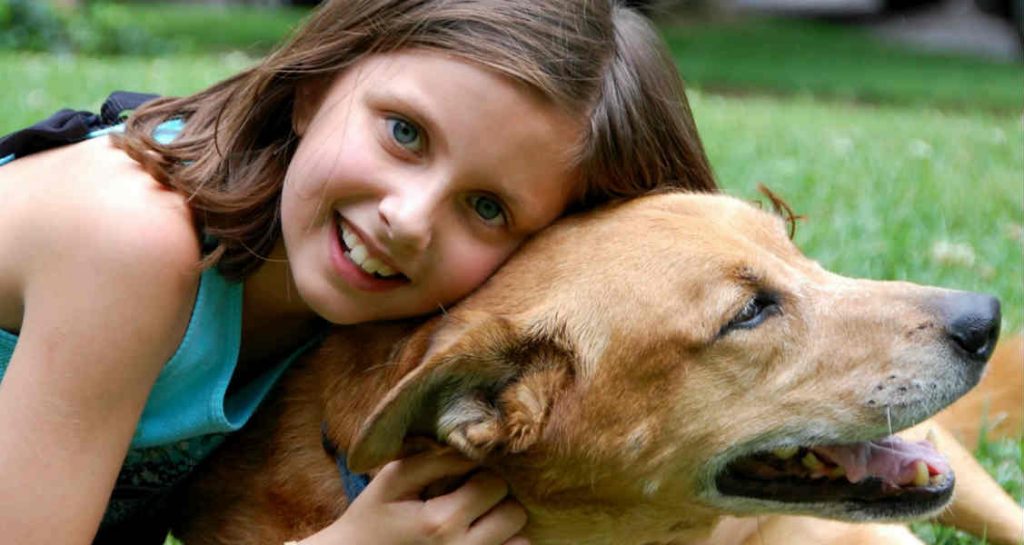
[469,195,506,226]
[386,117,422,152]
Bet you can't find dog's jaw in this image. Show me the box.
[518,496,721,545]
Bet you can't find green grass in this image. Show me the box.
[665,19,1024,112]
[690,90,1024,332]
[0,51,258,132]
[88,3,308,54]
[0,14,1021,544]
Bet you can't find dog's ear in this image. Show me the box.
[347,312,571,473]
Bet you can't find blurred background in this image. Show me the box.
[0,2,1020,543]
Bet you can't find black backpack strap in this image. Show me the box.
[0,90,159,162]
[100,91,161,126]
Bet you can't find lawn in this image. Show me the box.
[1,6,1021,544]
[662,18,1024,112]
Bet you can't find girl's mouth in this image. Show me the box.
[331,214,410,290]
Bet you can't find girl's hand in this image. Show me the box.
[305,450,529,545]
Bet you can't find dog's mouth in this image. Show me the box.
[713,434,954,515]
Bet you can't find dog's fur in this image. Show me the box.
[174,192,1023,545]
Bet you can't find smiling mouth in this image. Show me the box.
[714,434,953,513]
[336,217,407,281]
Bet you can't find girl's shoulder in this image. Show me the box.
[0,137,207,523]
[0,136,201,331]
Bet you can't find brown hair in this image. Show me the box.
[114,0,717,280]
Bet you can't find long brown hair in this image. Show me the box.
[114,0,717,280]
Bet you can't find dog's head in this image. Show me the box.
[345,192,1000,544]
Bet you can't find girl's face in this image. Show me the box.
[281,50,581,324]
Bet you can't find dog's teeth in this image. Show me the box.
[828,466,846,479]
[913,461,930,487]
[801,452,825,471]
[773,446,799,460]
[930,472,948,486]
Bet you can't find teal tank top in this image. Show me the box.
[0,120,320,526]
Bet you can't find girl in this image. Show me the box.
[0,1,716,544]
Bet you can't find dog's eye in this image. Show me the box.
[723,294,779,333]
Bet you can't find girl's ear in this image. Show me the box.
[292,77,331,137]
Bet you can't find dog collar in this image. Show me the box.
[321,422,371,501]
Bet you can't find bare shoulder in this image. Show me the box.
[0,140,208,538]
[0,134,201,463]
[0,136,201,332]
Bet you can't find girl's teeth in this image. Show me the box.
[349,245,369,265]
[339,220,400,278]
[362,258,397,277]
[342,227,359,249]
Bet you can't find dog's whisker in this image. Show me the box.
[755,515,767,545]
[364,361,399,373]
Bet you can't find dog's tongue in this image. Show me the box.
[813,437,950,485]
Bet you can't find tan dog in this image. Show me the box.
[175,192,1021,545]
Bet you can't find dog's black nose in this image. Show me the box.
[939,292,1001,363]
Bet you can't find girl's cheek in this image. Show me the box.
[287,108,381,200]
[439,243,516,301]
[283,144,331,201]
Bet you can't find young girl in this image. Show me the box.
[0,1,716,544]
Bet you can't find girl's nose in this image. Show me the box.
[378,190,435,254]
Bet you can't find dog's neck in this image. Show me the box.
[313,321,428,454]
[309,324,725,545]
[516,497,721,544]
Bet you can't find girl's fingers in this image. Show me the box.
[366,450,478,501]
[429,470,511,525]
[467,498,529,544]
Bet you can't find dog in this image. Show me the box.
[174,191,1021,545]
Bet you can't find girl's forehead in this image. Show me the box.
[322,49,582,151]
[329,49,554,108]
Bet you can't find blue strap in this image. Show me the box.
[336,453,371,501]
[321,422,371,501]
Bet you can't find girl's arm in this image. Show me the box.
[0,138,201,544]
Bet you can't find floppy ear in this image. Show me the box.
[347,312,572,473]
